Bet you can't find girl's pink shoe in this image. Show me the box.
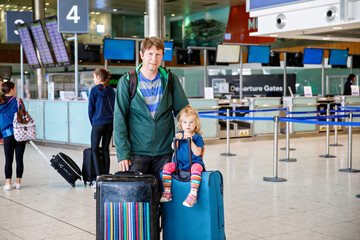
[160,192,172,202]
[183,193,197,207]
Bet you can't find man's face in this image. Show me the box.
[140,45,163,74]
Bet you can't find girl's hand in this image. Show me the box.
[175,132,183,139]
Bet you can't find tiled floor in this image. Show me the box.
[1,132,360,240]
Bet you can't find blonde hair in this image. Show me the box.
[178,106,202,135]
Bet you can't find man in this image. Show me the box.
[344,73,356,95]
[113,37,188,182]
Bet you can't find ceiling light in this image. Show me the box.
[45,2,49,5]
[144,11,147,14]
[91,12,95,14]
[96,12,100,15]
[28,7,32,9]
[96,24,105,33]
[113,9,117,11]
[322,37,331,40]
[171,14,175,17]
[333,26,342,30]
[20,9,24,12]
[6,5,10,7]
[44,8,47,11]
[0,4,4,7]
[270,34,278,37]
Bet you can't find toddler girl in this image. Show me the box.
[160,106,204,207]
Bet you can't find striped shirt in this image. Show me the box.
[138,71,163,119]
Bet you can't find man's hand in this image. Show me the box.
[118,159,131,171]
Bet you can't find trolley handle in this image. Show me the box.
[173,137,192,176]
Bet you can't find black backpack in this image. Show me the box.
[128,69,174,99]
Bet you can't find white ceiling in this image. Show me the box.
[0,0,246,15]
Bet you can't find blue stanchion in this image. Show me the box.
[198,113,360,126]
[198,108,286,115]
[280,117,360,126]
[286,110,326,114]
[198,114,274,121]
[339,106,360,110]
[331,109,360,113]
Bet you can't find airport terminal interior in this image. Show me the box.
[1,0,360,239]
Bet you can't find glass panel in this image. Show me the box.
[69,102,91,145]
[25,100,44,140]
[44,101,68,142]
[328,77,342,95]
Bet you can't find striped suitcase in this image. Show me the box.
[95,172,159,240]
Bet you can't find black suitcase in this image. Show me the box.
[51,153,82,187]
[29,141,82,187]
[82,148,98,185]
[95,172,159,240]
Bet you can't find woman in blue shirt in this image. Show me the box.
[88,68,115,187]
[0,82,26,191]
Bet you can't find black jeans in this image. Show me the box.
[130,153,172,240]
[130,154,172,193]
[91,123,113,177]
[3,135,26,179]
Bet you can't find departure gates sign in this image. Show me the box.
[58,0,89,33]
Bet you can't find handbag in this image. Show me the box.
[13,98,36,142]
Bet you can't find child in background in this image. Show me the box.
[160,106,204,207]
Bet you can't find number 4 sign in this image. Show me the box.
[58,0,89,33]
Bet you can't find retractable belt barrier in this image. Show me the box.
[198,108,360,184]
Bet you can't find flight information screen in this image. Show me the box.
[16,23,41,69]
[29,20,55,68]
[44,16,71,66]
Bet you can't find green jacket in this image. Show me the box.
[114,64,189,161]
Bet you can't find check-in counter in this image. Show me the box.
[340,96,360,126]
[218,99,251,138]
[24,100,91,145]
[283,97,318,133]
[24,98,220,145]
[188,99,220,139]
[247,97,282,135]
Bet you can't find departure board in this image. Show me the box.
[16,23,41,69]
[44,16,71,66]
[29,20,55,68]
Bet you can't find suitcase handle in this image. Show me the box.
[173,137,192,176]
[114,171,143,176]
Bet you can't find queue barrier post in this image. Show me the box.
[319,104,336,158]
[280,110,297,162]
[330,106,343,147]
[220,108,236,157]
[280,108,296,151]
[264,116,287,182]
[339,113,360,173]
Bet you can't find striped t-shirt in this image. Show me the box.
[138,71,163,119]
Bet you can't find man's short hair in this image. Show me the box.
[140,37,165,55]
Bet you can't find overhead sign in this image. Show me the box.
[5,11,33,43]
[246,0,311,11]
[57,0,89,33]
[209,74,296,96]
